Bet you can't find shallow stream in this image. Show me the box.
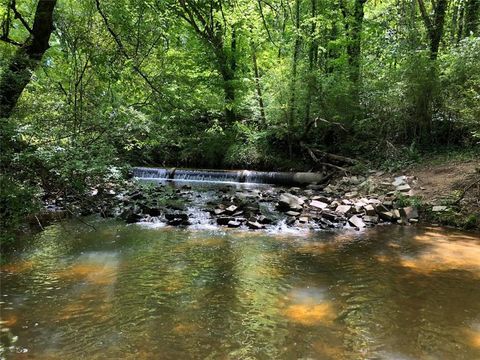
[1,221,479,359]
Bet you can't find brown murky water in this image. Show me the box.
[1,221,479,359]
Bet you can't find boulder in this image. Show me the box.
[214,208,226,215]
[217,217,233,225]
[322,211,338,222]
[277,193,304,211]
[143,206,161,217]
[392,176,407,187]
[363,215,379,223]
[379,211,394,222]
[396,184,411,192]
[225,205,238,213]
[391,209,400,219]
[432,205,448,212]
[348,215,366,229]
[364,204,376,216]
[247,221,264,229]
[227,220,241,228]
[286,211,301,217]
[257,215,273,224]
[311,195,330,202]
[375,204,390,213]
[335,205,352,215]
[399,207,418,220]
[120,208,142,224]
[165,212,188,221]
[345,191,358,199]
[299,216,309,223]
[165,212,189,226]
[310,200,328,210]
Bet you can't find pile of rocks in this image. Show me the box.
[40,171,423,231]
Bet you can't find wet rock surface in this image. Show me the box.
[40,172,426,231]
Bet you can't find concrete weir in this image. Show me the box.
[132,167,326,186]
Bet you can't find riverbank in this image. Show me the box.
[23,155,478,235]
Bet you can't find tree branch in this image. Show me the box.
[0,34,22,46]
[95,0,163,96]
[10,0,33,34]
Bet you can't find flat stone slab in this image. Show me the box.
[349,215,366,229]
[310,200,328,210]
[335,205,352,215]
[396,184,411,192]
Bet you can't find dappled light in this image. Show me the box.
[401,229,480,275]
[283,303,336,326]
[1,223,480,358]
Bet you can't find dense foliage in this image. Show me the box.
[1,0,479,239]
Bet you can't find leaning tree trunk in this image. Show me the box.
[0,0,57,118]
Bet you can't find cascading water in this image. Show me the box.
[132,167,326,186]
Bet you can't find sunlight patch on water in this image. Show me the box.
[0,260,36,274]
[281,286,335,326]
[283,303,335,326]
[401,230,480,275]
[54,252,119,286]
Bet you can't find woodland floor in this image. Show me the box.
[405,158,479,229]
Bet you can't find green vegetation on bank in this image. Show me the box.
[1,0,479,241]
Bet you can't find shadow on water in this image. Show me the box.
[1,220,479,359]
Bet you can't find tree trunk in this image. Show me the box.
[0,0,57,118]
[417,0,448,60]
[305,0,318,129]
[251,44,266,124]
[464,0,479,36]
[347,0,367,85]
[288,0,301,157]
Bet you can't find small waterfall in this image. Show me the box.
[132,167,325,186]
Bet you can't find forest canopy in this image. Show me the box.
[0,0,479,237]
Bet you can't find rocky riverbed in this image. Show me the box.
[36,171,445,231]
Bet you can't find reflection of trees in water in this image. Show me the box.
[2,224,480,359]
[286,226,480,359]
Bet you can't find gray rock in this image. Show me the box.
[322,211,338,222]
[217,217,233,225]
[396,184,411,192]
[278,193,304,211]
[345,191,358,199]
[257,215,272,224]
[432,205,448,212]
[247,221,264,229]
[392,209,401,220]
[225,205,238,213]
[335,205,352,215]
[299,216,309,223]
[364,204,376,216]
[399,207,418,219]
[310,200,328,210]
[379,211,394,221]
[214,208,225,215]
[286,211,301,217]
[392,176,407,187]
[227,220,241,228]
[375,204,390,213]
[348,215,366,229]
[363,215,379,223]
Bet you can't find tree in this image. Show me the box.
[0,0,57,118]
[172,0,238,122]
[417,0,448,60]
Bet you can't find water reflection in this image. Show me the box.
[0,222,479,359]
